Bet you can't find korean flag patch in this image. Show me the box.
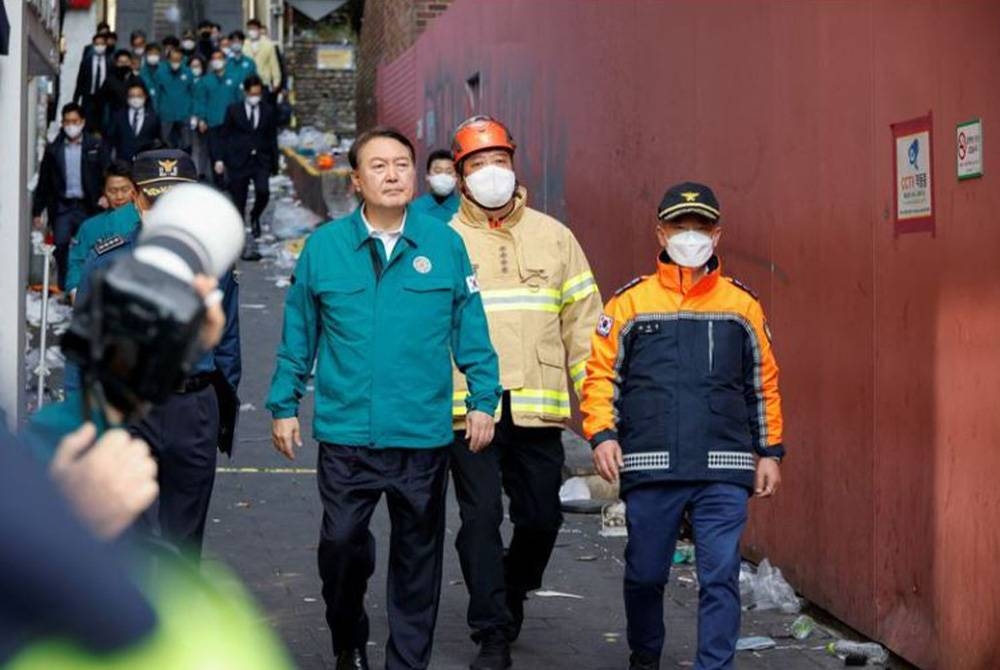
[466,275,481,294]
[596,313,614,337]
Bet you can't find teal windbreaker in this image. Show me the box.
[195,71,242,128]
[266,206,501,448]
[65,202,141,293]
[226,55,257,88]
[156,66,196,123]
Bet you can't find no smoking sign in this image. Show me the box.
[956,118,983,180]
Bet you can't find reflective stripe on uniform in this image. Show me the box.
[509,389,571,417]
[569,359,587,393]
[480,288,562,314]
[561,271,598,306]
[453,389,571,418]
[452,391,503,418]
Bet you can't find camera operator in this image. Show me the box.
[25,153,243,559]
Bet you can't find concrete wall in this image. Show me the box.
[376,2,1000,667]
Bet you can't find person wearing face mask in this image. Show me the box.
[244,18,282,95]
[222,75,277,251]
[581,182,785,670]
[157,47,196,151]
[32,103,108,292]
[97,50,140,126]
[106,81,161,162]
[195,21,216,61]
[411,149,460,223]
[225,31,258,88]
[195,49,243,187]
[73,33,112,128]
[447,115,602,670]
[181,29,198,60]
[139,43,163,112]
[130,29,147,60]
[187,56,211,179]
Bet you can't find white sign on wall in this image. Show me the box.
[956,118,983,180]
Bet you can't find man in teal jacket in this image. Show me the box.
[267,127,501,670]
[195,49,242,187]
[157,47,195,150]
[65,160,141,297]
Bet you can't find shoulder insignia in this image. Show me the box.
[614,276,645,297]
[94,235,127,256]
[726,277,759,300]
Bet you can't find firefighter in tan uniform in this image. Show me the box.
[448,116,602,670]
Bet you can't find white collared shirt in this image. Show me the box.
[244,101,259,128]
[361,205,406,258]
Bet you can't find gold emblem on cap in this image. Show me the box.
[158,159,179,177]
[680,191,700,202]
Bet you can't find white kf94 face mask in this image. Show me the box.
[665,229,716,268]
[464,165,516,209]
[427,173,457,197]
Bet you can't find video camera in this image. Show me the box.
[62,183,245,418]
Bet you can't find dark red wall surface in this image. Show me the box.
[376,2,1000,667]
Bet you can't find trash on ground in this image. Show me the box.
[790,614,817,640]
[241,304,267,310]
[826,640,888,665]
[534,590,584,599]
[239,403,257,412]
[25,291,72,330]
[600,501,627,537]
[25,346,66,373]
[673,542,695,564]
[736,636,776,651]
[575,555,598,562]
[271,203,321,240]
[303,597,318,603]
[741,558,801,613]
[559,476,591,502]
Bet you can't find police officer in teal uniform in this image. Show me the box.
[410,149,460,223]
[65,160,141,297]
[29,149,242,560]
[267,127,501,670]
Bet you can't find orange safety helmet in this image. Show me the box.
[451,115,516,165]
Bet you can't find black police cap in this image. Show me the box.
[657,181,721,223]
[132,149,197,201]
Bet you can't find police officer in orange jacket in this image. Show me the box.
[580,182,784,670]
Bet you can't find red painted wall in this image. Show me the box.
[376,2,1000,667]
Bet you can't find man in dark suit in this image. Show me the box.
[73,33,111,129]
[222,75,277,250]
[99,49,140,128]
[106,81,161,162]
[32,103,108,291]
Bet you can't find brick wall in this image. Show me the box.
[355,0,453,131]
[288,37,357,134]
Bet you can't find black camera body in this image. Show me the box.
[63,256,207,416]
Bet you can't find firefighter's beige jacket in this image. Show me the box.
[451,187,601,428]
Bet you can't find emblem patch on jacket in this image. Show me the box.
[466,275,480,294]
[413,256,432,274]
[597,313,614,337]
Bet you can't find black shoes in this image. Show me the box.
[335,648,369,670]
[628,651,660,670]
[505,589,526,642]
[470,629,512,670]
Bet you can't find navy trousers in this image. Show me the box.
[317,445,450,670]
[623,482,749,670]
[131,384,220,557]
